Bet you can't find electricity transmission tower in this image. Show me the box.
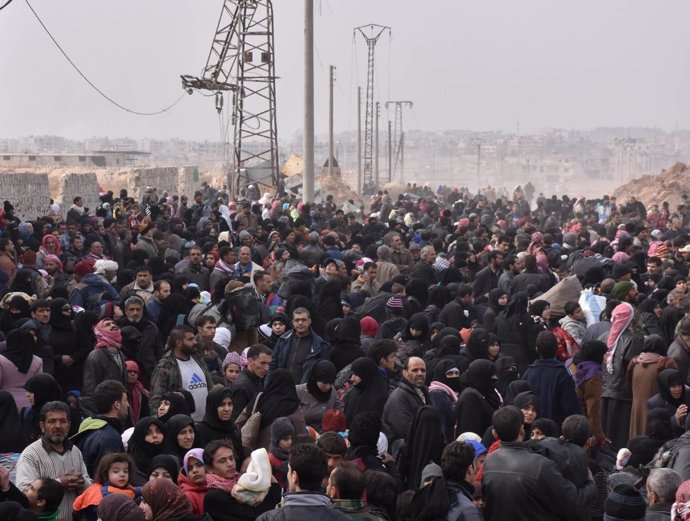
[182,0,279,196]
[385,100,413,182]
[354,24,390,193]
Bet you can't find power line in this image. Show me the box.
[0,0,15,11]
[23,0,185,116]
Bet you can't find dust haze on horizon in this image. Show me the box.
[1,0,689,142]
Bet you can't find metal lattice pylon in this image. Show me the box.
[182,0,279,195]
[385,100,413,182]
[354,24,390,192]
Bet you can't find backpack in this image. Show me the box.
[75,286,107,315]
[225,287,262,331]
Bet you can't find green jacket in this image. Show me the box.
[333,499,387,521]
[149,350,214,412]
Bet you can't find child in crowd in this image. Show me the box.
[73,453,140,521]
[222,352,242,386]
[178,448,208,515]
[267,417,294,489]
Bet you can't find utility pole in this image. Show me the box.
[476,143,481,195]
[357,87,362,194]
[328,64,335,178]
[374,101,380,187]
[354,24,391,193]
[303,0,314,202]
[387,120,393,183]
[385,100,413,182]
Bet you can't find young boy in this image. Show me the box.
[267,417,294,489]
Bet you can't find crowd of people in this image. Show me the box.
[1,182,690,519]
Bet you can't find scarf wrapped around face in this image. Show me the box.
[94,319,123,349]
[605,303,634,372]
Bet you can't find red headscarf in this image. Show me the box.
[125,360,149,424]
[94,320,122,350]
[605,303,634,372]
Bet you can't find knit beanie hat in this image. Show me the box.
[611,281,634,301]
[271,417,295,443]
[385,295,404,315]
[603,484,646,521]
[420,462,442,485]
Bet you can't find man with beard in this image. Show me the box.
[16,401,92,521]
[149,325,214,422]
[117,296,163,386]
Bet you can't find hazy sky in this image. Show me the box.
[1,0,690,142]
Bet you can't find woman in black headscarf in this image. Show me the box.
[164,414,197,463]
[156,391,191,423]
[0,329,43,411]
[21,373,80,441]
[399,406,445,490]
[296,359,342,433]
[512,391,540,440]
[639,298,663,338]
[194,387,244,463]
[156,293,187,342]
[0,295,31,334]
[465,328,491,361]
[0,390,27,452]
[344,357,389,427]
[315,279,344,325]
[128,416,166,486]
[495,291,532,374]
[249,369,305,450]
[648,368,690,436]
[8,269,35,296]
[494,356,519,401]
[455,359,501,438]
[502,379,532,406]
[428,359,461,443]
[405,278,429,316]
[50,298,89,392]
[330,316,366,372]
[482,288,508,333]
[400,313,430,359]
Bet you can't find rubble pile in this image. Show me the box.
[613,162,690,208]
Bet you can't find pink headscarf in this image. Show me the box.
[611,251,630,264]
[94,319,122,350]
[605,303,634,372]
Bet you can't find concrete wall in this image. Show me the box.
[59,173,101,215]
[128,167,179,200]
[0,173,50,220]
[179,166,202,197]
[128,166,202,200]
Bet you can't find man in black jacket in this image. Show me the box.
[473,251,503,305]
[482,406,595,521]
[382,356,429,447]
[230,343,272,420]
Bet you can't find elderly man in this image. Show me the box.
[412,245,438,288]
[646,468,681,520]
[16,401,92,521]
[387,233,413,274]
[375,245,400,286]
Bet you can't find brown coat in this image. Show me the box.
[576,376,605,444]
[626,353,677,439]
[0,252,17,280]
